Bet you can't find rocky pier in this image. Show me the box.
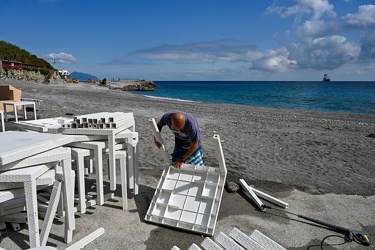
[106,79,158,91]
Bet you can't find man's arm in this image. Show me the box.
[157,122,163,133]
[154,122,163,148]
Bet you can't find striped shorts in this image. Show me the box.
[172,146,205,166]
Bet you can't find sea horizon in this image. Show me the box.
[132,81,375,115]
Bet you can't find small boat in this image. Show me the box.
[323,73,330,81]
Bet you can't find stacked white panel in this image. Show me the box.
[215,232,245,250]
[201,237,224,250]
[229,227,265,250]
[250,229,287,250]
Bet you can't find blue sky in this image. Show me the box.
[1,0,375,81]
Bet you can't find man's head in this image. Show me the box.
[172,112,186,131]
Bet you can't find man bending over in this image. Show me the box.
[154,110,204,168]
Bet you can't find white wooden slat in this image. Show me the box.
[229,227,265,250]
[215,232,245,250]
[201,237,224,250]
[64,227,105,250]
[188,243,202,250]
[250,229,287,250]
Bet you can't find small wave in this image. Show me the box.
[143,95,197,103]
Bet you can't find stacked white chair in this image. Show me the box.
[64,112,138,211]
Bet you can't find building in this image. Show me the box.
[1,59,44,70]
[58,70,70,76]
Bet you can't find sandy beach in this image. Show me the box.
[1,80,374,250]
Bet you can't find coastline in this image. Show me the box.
[143,81,375,115]
[1,79,374,249]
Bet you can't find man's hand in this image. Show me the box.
[154,136,162,148]
[174,159,184,169]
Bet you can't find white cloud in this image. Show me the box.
[296,19,339,37]
[266,0,336,20]
[343,5,375,27]
[249,48,297,72]
[131,34,361,73]
[131,41,259,63]
[267,0,340,39]
[342,5,375,60]
[265,1,373,72]
[132,41,299,73]
[288,35,360,70]
[45,52,76,64]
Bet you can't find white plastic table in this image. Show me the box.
[3,101,37,122]
[0,132,76,247]
[0,131,73,165]
[0,110,4,132]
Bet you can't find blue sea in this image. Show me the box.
[134,81,375,115]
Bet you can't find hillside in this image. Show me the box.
[0,40,53,69]
[70,71,99,82]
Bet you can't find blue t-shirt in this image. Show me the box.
[158,110,202,149]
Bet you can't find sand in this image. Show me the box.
[0,79,374,250]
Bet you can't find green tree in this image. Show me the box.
[0,40,54,69]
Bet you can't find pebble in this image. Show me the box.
[226,182,240,192]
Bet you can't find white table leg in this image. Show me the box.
[108,132,116,191]
[134,139,139,195]
[2,104,7,122]
[40,179,62,246]
[24,179,40,247]
[32,102,37,120]
[76,152,86,214]
[61,158,75,243]
[13,104,18,122]
[119,152,127,210]
[93,145,104,205]
[71,149,88,214]
[23,104,27,120]
[0,111,4,132]
[127,140,134,190]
